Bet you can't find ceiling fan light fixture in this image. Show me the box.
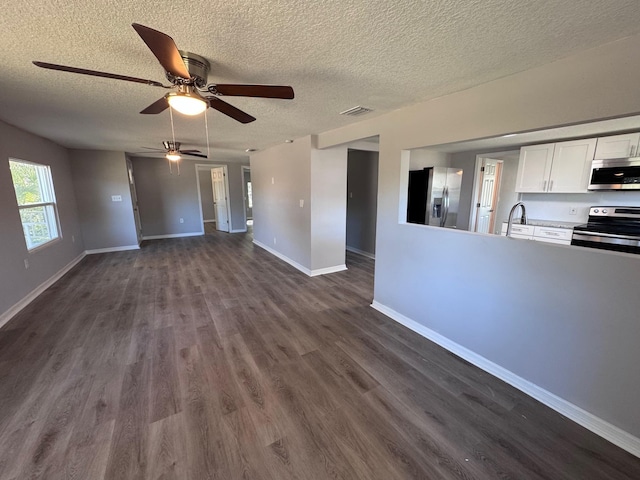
[167,87,207,116]
[166,152,182,161]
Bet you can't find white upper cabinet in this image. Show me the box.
[594,133,640,159]
[548,138,597,193]
[515,143,555,192]
[516,139,596,193]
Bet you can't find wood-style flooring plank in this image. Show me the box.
[0,226,639,479]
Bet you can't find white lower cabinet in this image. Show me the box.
[500,223,534,239]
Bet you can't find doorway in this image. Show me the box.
[195,164,232,233]
[242,166,253,227]
[346,147,379,259]
[469,151,520,234]
[211,166,230,232]
[126,157,142,244]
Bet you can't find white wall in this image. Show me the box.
[70,150,139,250]
[0,120,84,321]
[310,146,348,271]
[255,32,640,448]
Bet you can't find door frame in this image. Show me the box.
[195,163,233,233]
[126,157,142,244]
[468,150,515,233]
[241,165,251,227]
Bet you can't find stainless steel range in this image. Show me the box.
[571,207,640,254]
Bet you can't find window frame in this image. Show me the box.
[9,158,62,252]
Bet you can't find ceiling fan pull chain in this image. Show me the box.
[169,105,177,146]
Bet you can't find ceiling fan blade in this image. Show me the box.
[132,23,191,79]
[140,96,169,114]
[181,151,208,158]
[180,149,203,154]
[33,61,166,87]
[208,97,256,124]
[212,84,294,99]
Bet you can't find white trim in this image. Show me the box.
[253,240,347,277]
[0,252,86,330]
[370,300,640,459]
[230,228,248,233]
[241,165,251,229]
[85,245,140,254]
[310,264,347,276]
[253,240,312,275]
[203,219,216,223]
[142,232,203,240]
[346,245,376,259]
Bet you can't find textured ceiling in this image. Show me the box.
[1,1,640,161]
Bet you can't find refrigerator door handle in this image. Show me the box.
[441,186,449,227]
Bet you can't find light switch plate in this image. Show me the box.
[111,195,122,202]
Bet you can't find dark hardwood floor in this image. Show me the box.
[1,227,639,479]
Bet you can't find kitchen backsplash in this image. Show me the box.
[520,191,640,223]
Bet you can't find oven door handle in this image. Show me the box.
[572,231,640,247]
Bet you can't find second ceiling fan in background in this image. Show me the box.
[33,23,294,123]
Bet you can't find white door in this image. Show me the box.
[127,159,142,243]
[474,159,502,234]
[211,167,229,232]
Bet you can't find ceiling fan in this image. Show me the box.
[137,141,208,160]
[33,23,294,123]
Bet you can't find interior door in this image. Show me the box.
[211,167,229,232]
[474,159,502,234]
[126,158,142,243]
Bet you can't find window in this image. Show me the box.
[9,159,60,250]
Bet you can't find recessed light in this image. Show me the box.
[284,139,294,143]
[245,148,257,152]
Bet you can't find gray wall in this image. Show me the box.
[70,150,138,250]
[307,33,640,441]
[346,149,378,256]
[251,137,312,268]
[0,120,84,319]
[131,157,248,237]
[198,167,215,222]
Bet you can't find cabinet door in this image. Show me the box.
[594,133,640,159]
[548,138,596,193]
[515,144,555,192]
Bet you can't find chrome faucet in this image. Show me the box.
[506,202,527,237]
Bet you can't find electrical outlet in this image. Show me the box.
[179,218,184,224]
[273,237,277,245]
[271,177,275,185]
[24,259,29,269]
[569,207,578,215]
[299,199,304,208]
[111,195,122,202]
[71,235,75,243]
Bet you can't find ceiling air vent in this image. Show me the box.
[340,106,373,116]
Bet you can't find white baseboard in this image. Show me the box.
[142,232,204,240]
[252,240,347,277]
[203,219,216,223]
[370,300,640,458]
[0,252,86,330]
[85,245,140,254]
[310,264,347,276]
[346,245,376,259]
[253,240,312,275]
[230,228,248,233]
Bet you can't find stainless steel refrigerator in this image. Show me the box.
[407,167,463,228]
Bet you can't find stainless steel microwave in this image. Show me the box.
[588,158,640,190]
